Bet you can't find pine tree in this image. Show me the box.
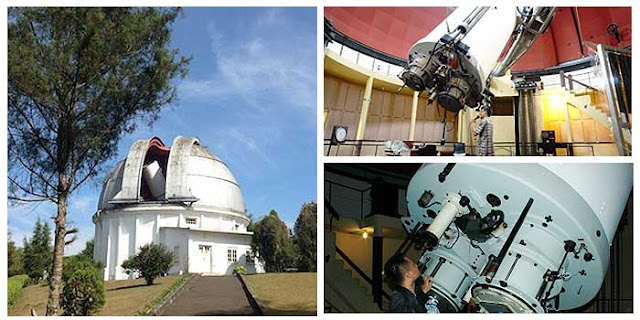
[8,232,25,277]
[23,218,53,281]
[8,8,190,314]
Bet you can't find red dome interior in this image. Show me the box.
[325,7,631,71]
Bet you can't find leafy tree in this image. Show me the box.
[8,232,25,277]
[22,218,53,281]
[252,210,298,272]
[246,211,256,232]
[61,260,105,316]
[8,7,189,315]
[282,232,300,271]
[294,202,317,272]
[78,239,95,260]
[121,243,174,285]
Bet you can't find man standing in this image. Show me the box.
[473,106,494,156]
[384,255,433,313]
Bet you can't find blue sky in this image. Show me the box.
[8,7,317,255]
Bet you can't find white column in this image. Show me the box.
[409,91,419,141]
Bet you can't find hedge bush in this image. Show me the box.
[8,274,30,305]
[62,255,102,283]
[61,262,105,316]
[233,265,246,275]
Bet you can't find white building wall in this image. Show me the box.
[161,214,180,228]
[93,219,107,269]
[107,217,119,280]
[188,230,259,275]
[160,228,189,274]
[136,214,156,249]
[95,208,264,281]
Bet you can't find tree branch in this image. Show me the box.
[8,175,56,202]
[9,98,58,162]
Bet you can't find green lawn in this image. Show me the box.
[243,272,316,315]
[9,275,181,316]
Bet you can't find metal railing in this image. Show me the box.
[336,246,391,302]
[323,139,613,156]
[325,18,406,78]
[559,70,599,92]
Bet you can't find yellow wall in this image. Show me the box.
[541,93,614,143]
[460,109,515,143]
[325,75,457,142]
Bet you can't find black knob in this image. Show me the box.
[459,195,470,207]
[584,252,593,262]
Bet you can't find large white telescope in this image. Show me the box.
[402,163,632,313]
[399,7,555,113]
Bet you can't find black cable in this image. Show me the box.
[442,225,461,250]
[469,239,486,255]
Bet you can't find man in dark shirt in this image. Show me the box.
[384,254,433,313]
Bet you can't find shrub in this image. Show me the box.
[8,274,30,305]
[61,263,105,316]
[62,255,102,283]
[122,243,174,285]
[234,265,246,275]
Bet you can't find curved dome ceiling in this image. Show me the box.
[325,7,631,72]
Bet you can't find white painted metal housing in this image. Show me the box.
[408,7,517,92]
[403,163,631,312]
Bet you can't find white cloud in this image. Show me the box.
[71,194,94,213]
[178,8,316,113]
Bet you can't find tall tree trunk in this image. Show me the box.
[45,182,68,316]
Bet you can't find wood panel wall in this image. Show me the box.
[325,74,456,142]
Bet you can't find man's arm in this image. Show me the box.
[415,275,432,305]
[474,118,486,135]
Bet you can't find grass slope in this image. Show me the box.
[243,272,316,315]
[9,275,180,316]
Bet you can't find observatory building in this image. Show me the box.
[92,136,264,281]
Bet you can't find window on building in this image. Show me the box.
[186,217,197,225]
[199,245,211,254]
[227,248,237,263]
[234,222,240,231]
[246,250,254,264]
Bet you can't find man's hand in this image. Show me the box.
[421,275,433,293]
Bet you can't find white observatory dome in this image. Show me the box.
[93,136,262,280]
[97,136,245,215]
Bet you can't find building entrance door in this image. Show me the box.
[199,245,212,273]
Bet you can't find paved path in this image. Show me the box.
[161,275,255,316]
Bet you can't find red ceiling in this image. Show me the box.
[325,7,631,72]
